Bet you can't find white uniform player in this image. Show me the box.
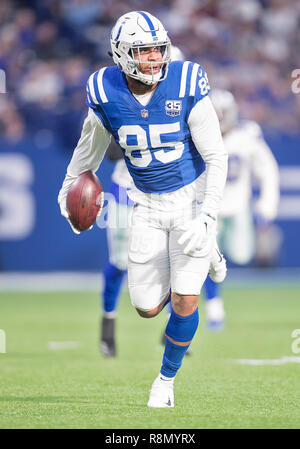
[58,11,228,407]
[204,89,280,330]
[219,120,279,262]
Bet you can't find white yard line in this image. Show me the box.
[234,356,300,366]
[47,341,82,350]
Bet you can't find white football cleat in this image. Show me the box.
[205,297,225,331]
[209,247,227,283]
[147,375,174,408]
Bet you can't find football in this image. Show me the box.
[66,171,104,232]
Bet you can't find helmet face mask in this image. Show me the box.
[110,11,171,86]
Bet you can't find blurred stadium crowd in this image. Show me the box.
[0,0,299,152]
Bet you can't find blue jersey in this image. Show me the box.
[86,61,210,194]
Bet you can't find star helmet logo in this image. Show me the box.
[165,100,182,117]
[141,109,148,118]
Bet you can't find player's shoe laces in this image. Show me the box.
[205,297,225,332]
[100,317,116,357]
[209,248,227,283]
[147,375,174,408]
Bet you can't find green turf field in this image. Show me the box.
[0,287,300,429]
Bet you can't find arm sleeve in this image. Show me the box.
[251,130,280,221]
[58,108,111,208]
[190,65,211,107]
[188,95,228,218]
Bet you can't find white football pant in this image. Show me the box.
[128,202,214,311]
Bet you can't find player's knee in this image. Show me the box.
[230,252,252,265]
[172,292,198,316]
[129,284,168,316]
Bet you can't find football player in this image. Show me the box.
[203,89,280,330]
[58,11,227,408]
[100,45,185,358]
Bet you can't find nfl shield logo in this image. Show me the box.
[141,109,148,118]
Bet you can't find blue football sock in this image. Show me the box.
[102,263,126,313]
[160,308,199,378]
[203,276,221,300]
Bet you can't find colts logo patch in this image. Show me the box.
[165,100,182,117]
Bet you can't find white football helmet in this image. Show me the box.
[110,11,171,85]
[210,89,238,134]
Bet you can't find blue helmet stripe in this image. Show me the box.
[114,24,123,41]
[137,11,157,38]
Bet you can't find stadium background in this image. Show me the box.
[0,0,299,272]
[1,0,300,432]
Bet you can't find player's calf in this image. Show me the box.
[148,299,199,407]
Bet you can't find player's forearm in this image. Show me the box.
[201,155,228,217]
[253,141,280,220]
[67,109,111,176]
[58,109,111,206]
[188,96,228,218]
[256,172,280,220]
[58,173,78,208]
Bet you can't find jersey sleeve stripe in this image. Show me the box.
[86,85,93,106]
[179,61,190,98]
[88,72,99,105]
[189,63,200,96]
[96,68,108,103]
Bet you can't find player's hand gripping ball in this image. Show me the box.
[66,171,104,232]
